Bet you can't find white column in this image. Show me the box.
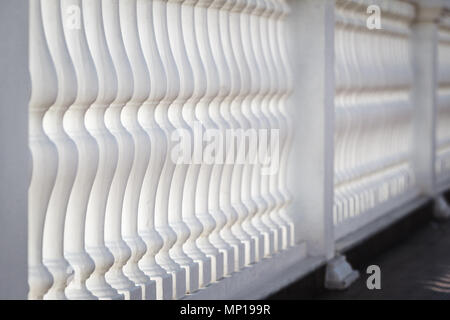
[411,1,442,197]
[286,0,335,259]
[0,0,29,300]
[411,0,448,218]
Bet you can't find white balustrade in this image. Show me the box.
[21,0,450,301]
[333,0,418,240]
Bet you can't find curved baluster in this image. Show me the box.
[228,0,256,266]
[246,0,279,257]
[137,0,172,300]
[181,0,213,288]
[166,0,200,294]
[218,0,246,272]
[62,0,98,300]
[152,0,187,299]
[240,0,269,261]
[194,0,225,282]
[268,0,292,249]
[28,0,58,300]
[102,0,141,300]
[121,0,157,300]
[41,0,77,300]
[276,0,295,246]
[263,0,290,250]
[207,0,237,275]
[83,0,122,300]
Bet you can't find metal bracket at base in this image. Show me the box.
[324,255,360,290]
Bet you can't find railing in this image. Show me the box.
[0,0,449,300]
[333,0,418,240]
[28,0,296,300]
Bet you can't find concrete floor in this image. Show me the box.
[319,219,450,300]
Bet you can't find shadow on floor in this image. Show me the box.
[269,192,450,300]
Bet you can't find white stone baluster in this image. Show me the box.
[136,0,172,300]
[121,0,157,300]
[194,0,225,282]
[276,0,295,246]
[241,0,269,261]
[83,0,122,300]
[207,0,237,275]
[41,0,77,300]
[102,0,141,300]
[166,0,200,294]
[62,0,98,300]
[247,0,279,257]
[181,0,213,288]
[218,0,246,272]
[28,0,58,300]
[266,0,291,250]
[153,0,187,299]
[228,0,257,266]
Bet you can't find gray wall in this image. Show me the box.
[0,0,29,299]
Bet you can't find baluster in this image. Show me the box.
[62,0,97,300]
[153,0,187,299]
[181,0,213,288]
[28,0,58,300]
[266,0,291,249]
[207,0,237,275]
[102,0,141,300]
[136,0,173,300]
[228,0,257,266]
[247,0,280,256]
[194,0,225,282]
[218,0,246,272]
[166,0,200,294]
[83,0,122,300]
[276,0,295,246]
[41,0,77,300]
[121,0,157,300]
[241,0,269,261]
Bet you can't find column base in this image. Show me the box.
[324,255,359,290]
[433,195,450,220]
